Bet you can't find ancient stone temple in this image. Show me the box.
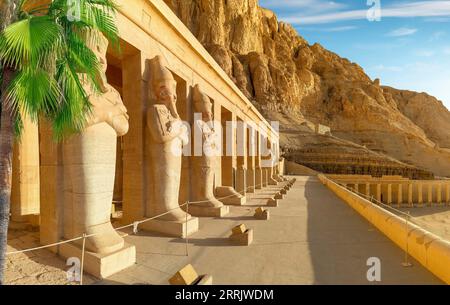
[10,0,282,278]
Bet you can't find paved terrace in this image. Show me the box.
[100,176,442,285]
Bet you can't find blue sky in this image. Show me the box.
[259,0,450,110]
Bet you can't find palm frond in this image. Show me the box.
[1,0,120,139]
[52,59,92,139]
[0,15,62,69]
[4,67,61,122]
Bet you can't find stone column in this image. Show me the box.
[255,131,263,190]
[446,184,450,204]
[121,51,146,224]
[235,119,247,196]
[437,183,442,205]
[408,184,413,207]
[397,184,403,207]
[418,183,423,206]
[376,184,381,202]
[221,110,236,188]
[262,168,268,187]
[215,108,245,205]
[387,184,392,205]
[246,125,256,193]
[427,184,433,206]
[11,116,40,225]
[39,122,64,253]
[365,184,370,197]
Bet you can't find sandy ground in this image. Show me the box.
[4,176,443,285]
[5,228,96,285]
[399,207,450,242]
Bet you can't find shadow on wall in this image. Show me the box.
[304,178,442,284]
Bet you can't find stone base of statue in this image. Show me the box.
[185,204,230,218]
[274,175,284,183]
[59,242,136,279]
[215,186,246,206]
[140,217,199,238]
[268,175,279,185]
[267,198,279,207]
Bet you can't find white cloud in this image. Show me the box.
[387,27,418,37]
[299,25,357,32]
[326,25,358,32]
[429,31,446,41]
[414,50,435,57]
[282,1,450,25]
[259,0,346,13]
[372,64,403,72]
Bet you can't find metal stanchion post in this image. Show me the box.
[185,201,189,257]
[80,233,87,285]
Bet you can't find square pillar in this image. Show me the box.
[236,119,247,196]
[236,166,247,196]
[221,109,236,188]
[246,168,256,193]
[427,184,433,206]
[408,184,413,207]
[376,184,381,202]
[11,116,40,224]
[262,168,268,187]
[397,184,402,207]
[418,183,423,206]
[39,122,64,253]
[255,167,263,190]
[446,184,450,204]
[246,125,256,193]
[121,51,146,224]
[437,184,442,205]
[387,184,392,205]
[365,184,370,197]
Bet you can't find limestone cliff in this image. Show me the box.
[164,0,450,177]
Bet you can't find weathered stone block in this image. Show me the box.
[232,224,247,235]
[169,264,199,285]
[254,208,270,220]
[229,228,253,246]
[267,198,278,207]
[59,242,136,279]
[140,217,199,238]
[187,205,230,218]
[274,192,283,200]
[215,186,246,206]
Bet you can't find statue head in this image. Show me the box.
[150,56,178,108]
[193,84,213,122]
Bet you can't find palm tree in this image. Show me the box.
[0,0,120,284]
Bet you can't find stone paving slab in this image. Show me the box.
[5,176,443,284]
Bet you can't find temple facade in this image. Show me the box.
[9,0,283,278]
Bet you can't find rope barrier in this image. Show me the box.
[6,177,291,256]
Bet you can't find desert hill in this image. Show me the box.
[164,0,450,178]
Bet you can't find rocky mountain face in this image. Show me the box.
[164,0,450,178]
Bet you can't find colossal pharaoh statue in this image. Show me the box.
[143,56,198,237]
[61,32,135,273]
[188,85,229,217]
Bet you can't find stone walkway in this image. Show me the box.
[5,176,443,284]
[104,176,442,285]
